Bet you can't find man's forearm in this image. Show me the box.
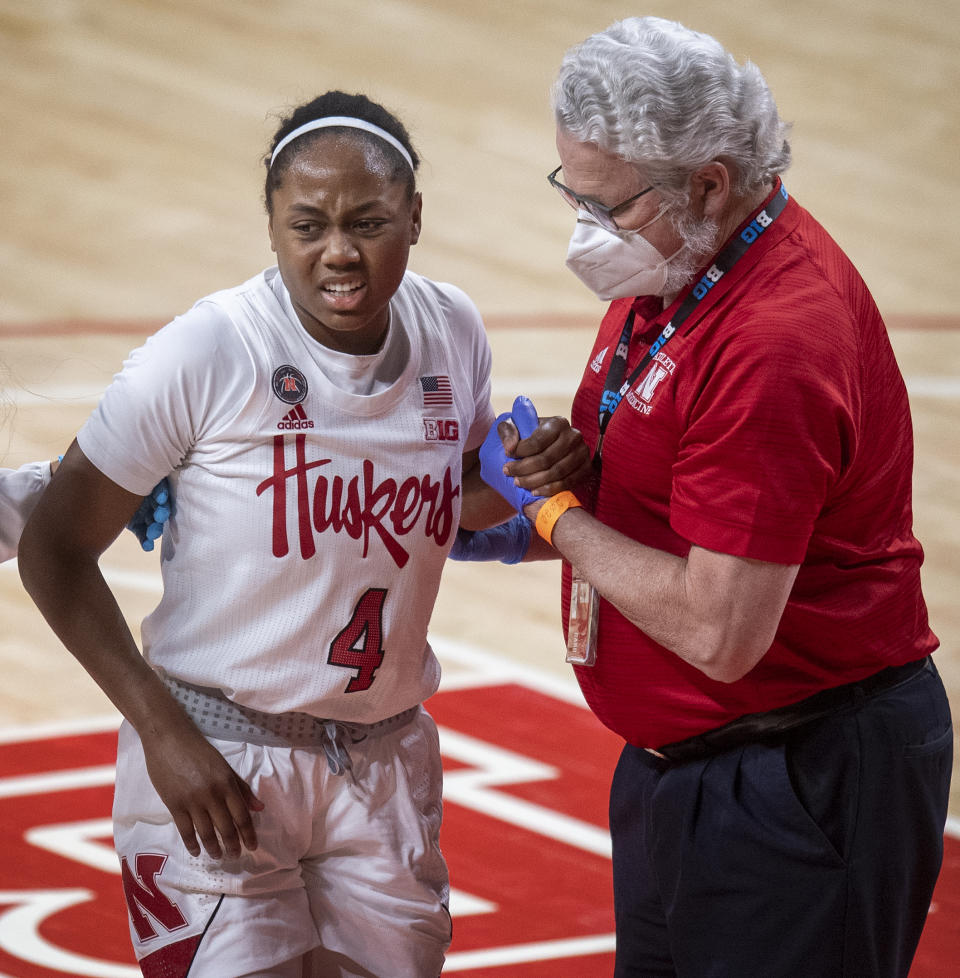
[526,499,797,681]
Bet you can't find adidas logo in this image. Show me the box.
[278,404,315,430]
[590,346,609,374]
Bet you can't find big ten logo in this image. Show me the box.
[693,208,777,300]
[739,208,774,244]
[693,263,725,300]
[423,418,460,442]
[600,389,622,414]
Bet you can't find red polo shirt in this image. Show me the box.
[564,183,938,748]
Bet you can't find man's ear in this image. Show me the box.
[691,161,732,220]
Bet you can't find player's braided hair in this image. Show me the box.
[263,91,420,214]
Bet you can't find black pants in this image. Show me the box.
[610,659,953,977]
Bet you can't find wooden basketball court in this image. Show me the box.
[1,3,958,971]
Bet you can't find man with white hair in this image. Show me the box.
[461,16,952,977]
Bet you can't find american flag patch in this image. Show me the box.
[419,375,453,407]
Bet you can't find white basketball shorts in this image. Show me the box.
[113,705,451,977]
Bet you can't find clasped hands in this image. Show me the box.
[451,396,591,563]
[480,395,591,516]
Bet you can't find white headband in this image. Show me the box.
[269,116,415,171]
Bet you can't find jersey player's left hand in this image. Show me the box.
[141,720,264,859]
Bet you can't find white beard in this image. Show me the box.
[661,210,721,299]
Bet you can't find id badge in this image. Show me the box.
[566,568,598,666]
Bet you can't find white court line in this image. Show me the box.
[903,377,960,398]
[445,933,617,971]
[4,373,960,407]
[493,376,960,398]
[0,765,116,799]
[1,383,108,406]
[0,714,120,745]
[439,724,612,857]
[0,560,161,596]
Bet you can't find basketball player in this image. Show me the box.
[17,91,588,978]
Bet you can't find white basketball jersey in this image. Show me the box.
[78,267,495,722]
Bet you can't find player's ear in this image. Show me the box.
[409,191,422,246]
[267,215,277,253]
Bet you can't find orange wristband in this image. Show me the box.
[534,491,583,546]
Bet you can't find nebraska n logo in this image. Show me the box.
[635,365,669,402]
[272,364,308,405]
[625,354,676,415]
[120,853,188,942]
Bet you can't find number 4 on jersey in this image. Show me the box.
[328,588,387,692]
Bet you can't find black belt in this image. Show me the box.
[649,656,931,764]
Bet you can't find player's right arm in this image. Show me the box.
[17,440,263,859]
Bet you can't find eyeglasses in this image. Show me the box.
[547,165,654,232]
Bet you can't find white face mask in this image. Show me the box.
[565,208,681,301]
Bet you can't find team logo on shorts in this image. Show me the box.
[272,365,308,405]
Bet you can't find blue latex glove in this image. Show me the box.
[448,514,532,564]
[479,395,541,512]
[126,478,173,552]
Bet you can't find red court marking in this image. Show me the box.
[0,687,956,977]
[0,319,162,338]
